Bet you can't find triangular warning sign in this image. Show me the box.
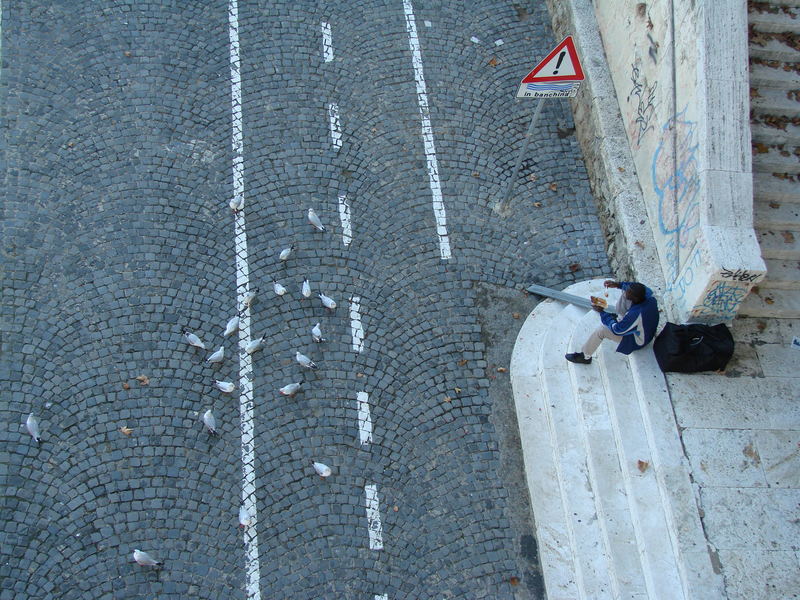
[521,36,584,83]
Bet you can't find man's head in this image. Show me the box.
[625,282,647,304]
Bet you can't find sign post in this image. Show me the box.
[496,36,584,215]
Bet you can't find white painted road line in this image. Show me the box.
[338,193,352,246]
[402,0,452,261]
[357,391,373,446]
[228,2,262,599]
[374,595,389,600]
[321,21,334,63]
[349,296,365,352]
[328,102,342,151]
[365,484,384,550]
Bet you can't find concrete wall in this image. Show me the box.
[549,0,766,322]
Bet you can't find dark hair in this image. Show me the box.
[628,282,647,303]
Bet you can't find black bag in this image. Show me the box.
[653,322,734,373]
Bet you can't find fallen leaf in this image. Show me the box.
[765,297,775,305]
[124,51,132,57]
[509,576,520,586]
[356,372,365,378]
[634,240,645,249]
[756,321,767,332]
[637,459,649,473]
[753,142,770,154]
[135,375,149,385]
[548,183,558,191]
[458,359,468,366]
[617,166,625,172]
[120,426,133,436]
[122,382,130,390]
[568,263,582,273]
[533,201,542,208]
[512,312,521,319]
[443,396,452,403]
[454,387,462,394]
[472,172,480,177]
[496,367,508,373]
[487,57,498,67]
[528,174,538,182]
[782,231,795,243]
[769,201,781,209]
[393,505,399,512]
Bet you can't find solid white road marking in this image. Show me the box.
[338,193,352,246]
[328,102,342,151]
[365,484,384,550]
[228,2,261,599]
[349,296,365,352]
[402,0,452,260]
[321,21,334,62]
[357,391,373,446]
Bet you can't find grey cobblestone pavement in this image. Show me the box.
[1,2,608,599]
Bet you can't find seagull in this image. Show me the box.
[229,194,244,212]
[202,409,218,435]
[279,381,303,396]
[242,288,259,309]
[26,413,41,444]
[206,346,224,364]
[279,245,294,262]
[133,549,163,567]
[312,461,332,478]
[307,208,326,232]
[214,380,236,393]
[239,505,252,528]
[183,329,205,349]
[224,315,240,337]
[318,292,336,311]
[295,351,318,370]
[311,323,326,343]
[301,278,311,299]
[273,280,287,296]
[245,335,265,354]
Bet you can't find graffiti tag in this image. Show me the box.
[628,64,657,148]
[720,267,763,283]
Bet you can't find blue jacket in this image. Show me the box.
[600,282,659,355]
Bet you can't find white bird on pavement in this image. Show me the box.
[26,413,41,444]
[312,461,332,478]
[242,288,259,309]
[214,380,236,393]
[279,381,303,396]
[301,278,311,299]
[202,409,218,435]
[311,323,326,343]
[224,315,240,337]
[245,335,265,354]
[133,549,163,567]
[239,505,252,528]
[295,351,318,370]
[307,208,326,232]
[229,194,244,212]
[183,329,205,349]
[318,292,336,311]
[273,280,287,296]
[206,346,224,364]
[279,245,294,261]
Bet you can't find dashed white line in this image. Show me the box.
[321,21,334,63]
[356,391,373,446]
[338,193,352,246]
[349,296,365,352]
[365,484,384,550]
[402,0,452,260]
[228,2,261,599]
[375,595,389,600]
[328,102,342,151]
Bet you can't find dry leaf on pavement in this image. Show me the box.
[120,426,133,436]
[135,375,149,385]
[637,459,650,473]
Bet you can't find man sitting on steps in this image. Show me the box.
[565,280,659,365]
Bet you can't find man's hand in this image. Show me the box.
[603,280,619,289]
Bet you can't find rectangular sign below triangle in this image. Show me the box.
[516,35,584,99]
[516,81,581,99]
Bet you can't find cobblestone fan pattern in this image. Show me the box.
[1,1,607,599]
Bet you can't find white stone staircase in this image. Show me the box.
[510,280,725,599]
[742,0,800,317]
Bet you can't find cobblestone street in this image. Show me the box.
[2,2,608,598]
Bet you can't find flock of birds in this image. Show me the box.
[24,207,339,570]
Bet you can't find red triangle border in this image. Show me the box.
[521,36,585,83]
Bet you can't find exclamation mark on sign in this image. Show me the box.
[553,51,565,74]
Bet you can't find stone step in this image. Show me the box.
[767,0,800,7]
[763,257,800,288]
[755,198,800,228]
[749,35,800,62]
[757,227,800,258]
[750,87,800,118]
[752,144,800,173]
[738,286,800,317]
[751,121,800,145]
[749,5,800,34]
[749,59,800,90]
[753,171,800,202]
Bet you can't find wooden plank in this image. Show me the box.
[527,283,595,309]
